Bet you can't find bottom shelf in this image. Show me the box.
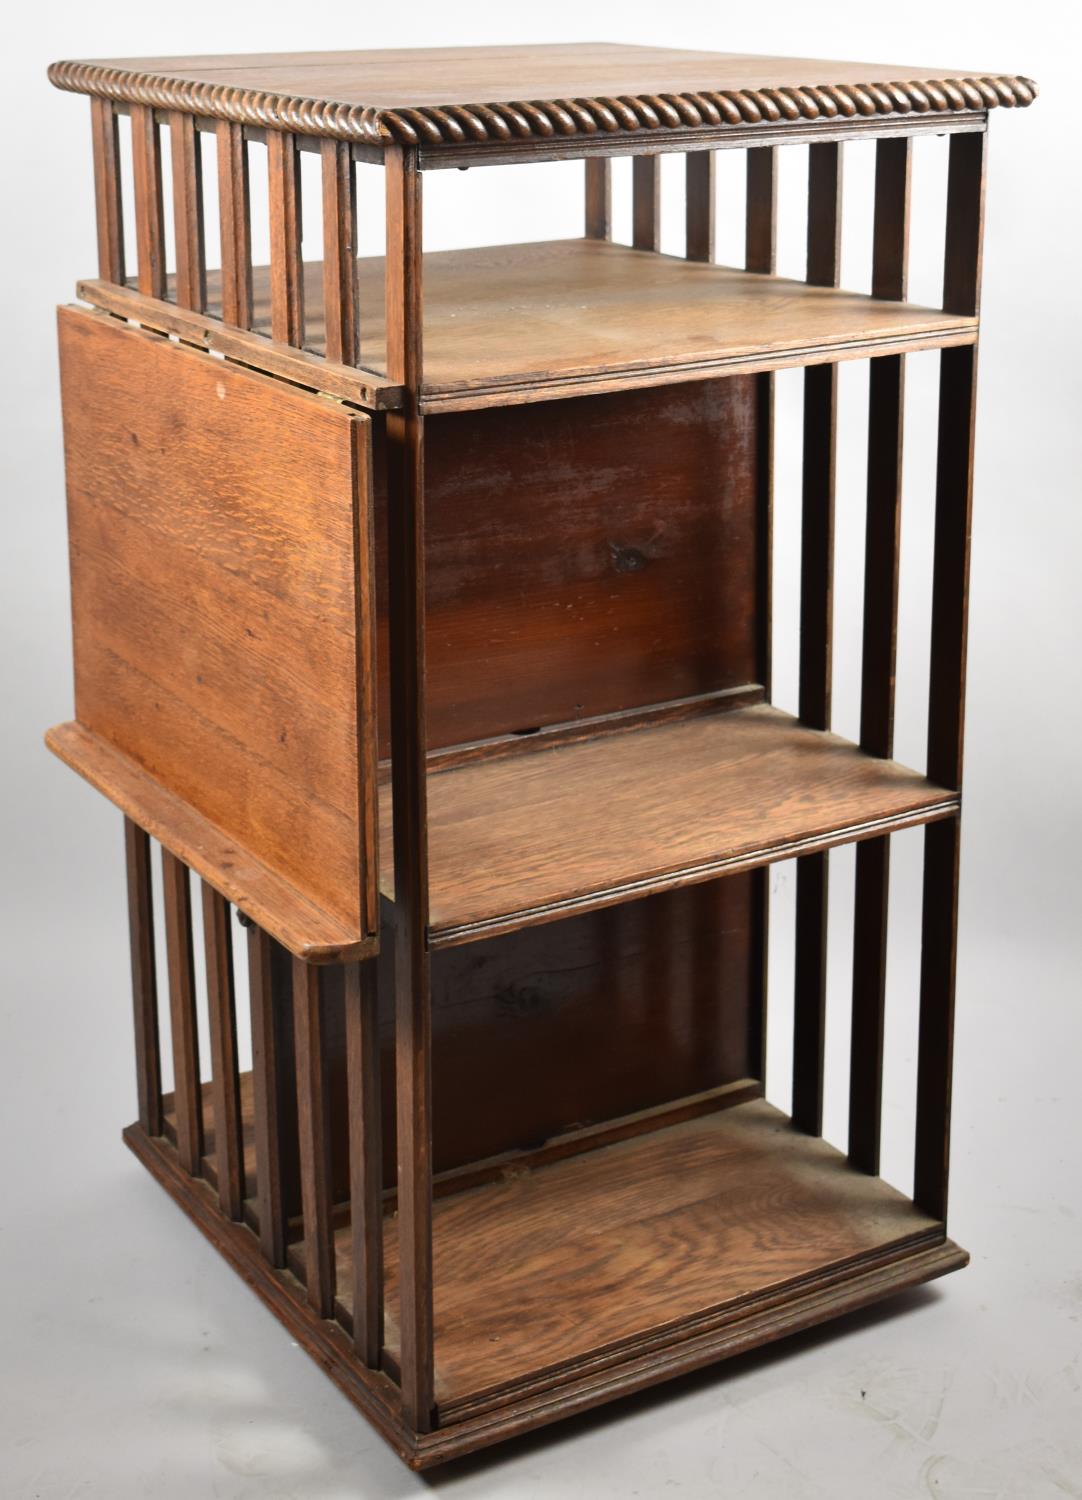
[340,1098,952,1416]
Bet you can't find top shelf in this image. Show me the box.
[49,43,1037,162]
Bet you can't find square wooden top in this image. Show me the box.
[49,43,1036,155]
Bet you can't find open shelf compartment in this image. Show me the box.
[84,237,978,412]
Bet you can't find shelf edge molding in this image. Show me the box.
[48,58,1038,152]
[422,796,959,948]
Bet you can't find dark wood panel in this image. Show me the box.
[248,925,301,1264]
[57,305,376,940]
[378,379,760,752]
[685,151,714,263]
[346,960,383,1365]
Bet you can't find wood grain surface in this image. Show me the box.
[378,704,957,942]
[360,1097,940,1406]
[402,380,759,750]
[98,239,977,410]
[56,305,377,944]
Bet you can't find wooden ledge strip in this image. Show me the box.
[46,722,372,963]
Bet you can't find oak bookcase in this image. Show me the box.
[46,43,1036,1469]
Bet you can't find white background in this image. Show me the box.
[2,4,1080,1497]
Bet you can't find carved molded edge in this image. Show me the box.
[48,60,1038,148]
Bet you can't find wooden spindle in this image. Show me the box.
[685,152,715,263]
[293,959,335,1317]
[792,142,843,1137]
[850,137,912,1175]
[584,157,612,240]
[124,818,161,1136]
[745,147,777,276]
[632,155,661,252]
[129,103,166,300]
[202,883,244,1218]
[915,132,985,1220]
[321,139,359,367]
[161,850,202,1174]
[169,112,206,313]
[268,130,305,347]
[385,142,435,1432]
[746,146,778,1089]
[216,121,253,330]
[249,924,286,1265]
[346,960,383,1366]
[89,97,125,285]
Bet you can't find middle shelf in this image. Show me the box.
[379,704,957,946]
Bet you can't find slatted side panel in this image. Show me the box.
[203,882,245,1218]
[745,145,777,1090]
[849,137,912,1175]
[345,960,384,1366]
[161,849,203,1173]
[792,142,843,1138]
[321,140,360,366]
[89,98,125,285]
[915,130,986,1222]
[129,103,167,300]
[584,158,612,240]
[217,121,254,330]
[632,154,661,252]
[293,960,336,1316]
[169,112,207,314]
[268,130,305,347]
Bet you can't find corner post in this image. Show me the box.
[384,142,435,1433]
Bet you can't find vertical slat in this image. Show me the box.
[268,129,305,347]
[745,147,777,275]
[943,130,986,318]
[169,112,206,313]
[124,818,161,1136]
[249,924,286,1265]
[90,97,125,285]
[793,142,843,1137]
[914,131,985,1222]
[321,139,359,366]
[293,959,335,1318]
[584,157,612,240]
[385,143,434,1434]
[632,155,661,252]
[746,146,777,1090]
[202,883,244,1218]
[915,817,962,1220]
[161,850,202,1174]
[216,121,253,330]
[850,137,912,1175]
[129,103,166,300]
[346,960,383,1366]
[685,151,715,263]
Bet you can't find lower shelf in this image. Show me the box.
[132,1099,966,1465]
[366,1098,953,1414]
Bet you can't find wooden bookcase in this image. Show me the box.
[46,43,1036,1469]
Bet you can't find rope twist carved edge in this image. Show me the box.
[47,61,1038,147]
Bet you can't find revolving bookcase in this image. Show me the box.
[46,43,1036,1469]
